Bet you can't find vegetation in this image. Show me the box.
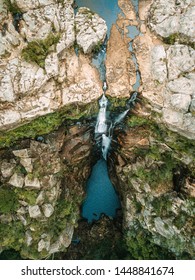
[21,33,60,68]
[126,223,175,260]
[0,101,98,149]
[163,33,195,49]
[5,0,21,15]
[0,187,19,214]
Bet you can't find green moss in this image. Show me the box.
[0,187,19,214]
[0,221,25,250]
[163,33,195,49]
[5,0,21,15]
[151,196,173,216]
[0,101,98,149]
[21,33,60,68]
[126,222,175,260]
[128,115,150,128]
[14,188,38,205]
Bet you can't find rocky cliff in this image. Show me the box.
[0,0,194,260]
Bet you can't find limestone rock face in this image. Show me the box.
[0,1,103,131]
[148,0,195,43]
[0,124,93,259]
[75,7,107,54]
[134,0,195,140]
[105,25,132,97]
[112,125,195,259]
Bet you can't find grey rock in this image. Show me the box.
[167,45,195,80]
[36,191,45,205]
[75,7,107,54]
[151,45,167,83]
[28,205,42,218]
[170,93,191,112]
[8,172,24,188]
[20,158,33,173]
[154,217,175,238]
[25,175,41,189]
[25,230,33,246]
[13,149,30,158]
[1,159,16,178]
[38,239,50,252]
[42,203,54,218]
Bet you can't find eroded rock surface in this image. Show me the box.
[0,0,105,131]
[134,0,195,139]
[0,124,93,259]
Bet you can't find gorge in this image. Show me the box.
[0,0,195,260]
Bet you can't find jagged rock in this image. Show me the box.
[49,224,74,254]
[25,175,41,189]
[36,191,45,205]
[148,0,195,43]
[20,158,33,173]
[14,0,58,12]
[0,159,16,178]
[38,239,50,252]
[25,230,33,246]
[75,7,107,54]
[8,172,24,188]
[45,52,59,78]
[151,45,167,83]
[166,45,195,80]
[42,203,54,218]
[28,205,42,218]
[154,217,174,238]
[13,149,30,158]
[106,24,132,97]
[18,214,27,226]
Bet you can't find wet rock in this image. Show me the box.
[42,203,54,218]
[75,7,107,54]
[28,205,42,218]
[8,172,24,188]
[1,159,16,178]
[25,175,41,189]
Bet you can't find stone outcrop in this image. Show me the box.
[0,123,93,259]
[75,7,107,54]
[133,0,195,139]
[148,0,195,43]
[0,0,105,131]
[111,122,195,259]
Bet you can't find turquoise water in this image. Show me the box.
[76,0,121,35]
[82,159,121,222]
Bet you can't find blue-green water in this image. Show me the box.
[76,0,121,35]
[82,159,121,222]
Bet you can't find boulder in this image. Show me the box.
[20,158,33,173]
[75,7,107,54]
[38,239,50,252]
[28,205,42,218]
[25,175,41,189]
[42,203,54,218]
[8,172,24,188]
[1,159,16,178]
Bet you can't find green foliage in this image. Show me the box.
[151,196,173,216]
[0,221,25,250]
[5,0,21,14]
[21,33,60,68]
[14,188,38,205]
[0,187,19,213]
[128,115,150,128]
[163,33,195,49]
[126,224,175,260]
[92,41,103,55]
[0,101,98,148]
[0,249,22,260]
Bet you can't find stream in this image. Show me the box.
[76,0,141,223]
